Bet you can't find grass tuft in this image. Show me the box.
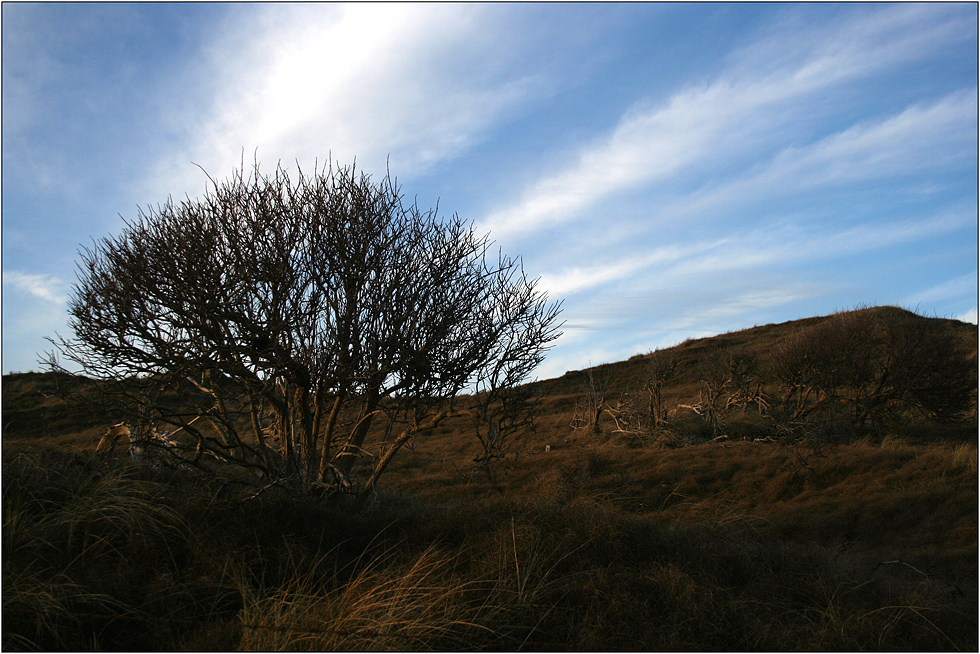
[236,542,505,650]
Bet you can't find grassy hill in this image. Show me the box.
[3,306,977,650]
[529,304,977,395]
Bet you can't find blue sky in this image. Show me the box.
[3,3,977,379]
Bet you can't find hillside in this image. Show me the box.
[3,306,978,651]
[530,305,977,397]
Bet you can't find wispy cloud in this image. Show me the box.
[1,272,71,373]
[1,3,974,376]
[728,3,972,86]
[480,4,975,239]
[535,203,975,353]
[535,241,727,297]
[3,271,68,305]
[670,90,977,220]
[658,285,821,334]
[902,274,979,308]
[142,4,542,202]
[536,203,974,304]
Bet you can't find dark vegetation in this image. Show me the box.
[4,306,977,651]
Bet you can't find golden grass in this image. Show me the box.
[236,542,500,650]
[949,441,979,472]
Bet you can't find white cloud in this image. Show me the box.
[479,4,974,239]
[535,241,725,297]
[3,271,68,305]
[730,3,973,86]
[671,90,977,220]
[672,286,816,328]
[535,204,974,307]
[141,4,541,203]
[590,287,811,332]
[956,307,978,325]
[2,271,71,373]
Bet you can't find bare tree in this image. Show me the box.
[46,159,562,495]
[641,348,678,430]
[768,328,825,430]
[680,346,760,438]
[581,350,680,447]
[570,368,612,435]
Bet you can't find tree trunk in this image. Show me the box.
[337,385,381,476]
[293,385,317,487]
[318,392,345,483]
[248,391,279,475]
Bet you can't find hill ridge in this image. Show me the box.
[528,304,977,397]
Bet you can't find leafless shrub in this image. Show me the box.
[681,346,763,438]
[45,158,562,496]
[641,349,679,430]
[570,369,612,435]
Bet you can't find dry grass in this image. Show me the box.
[4,448,184,557]
[2,438,977,651]
[949,441,979,473]
[236,542,503,651]
[3,448,191,649]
